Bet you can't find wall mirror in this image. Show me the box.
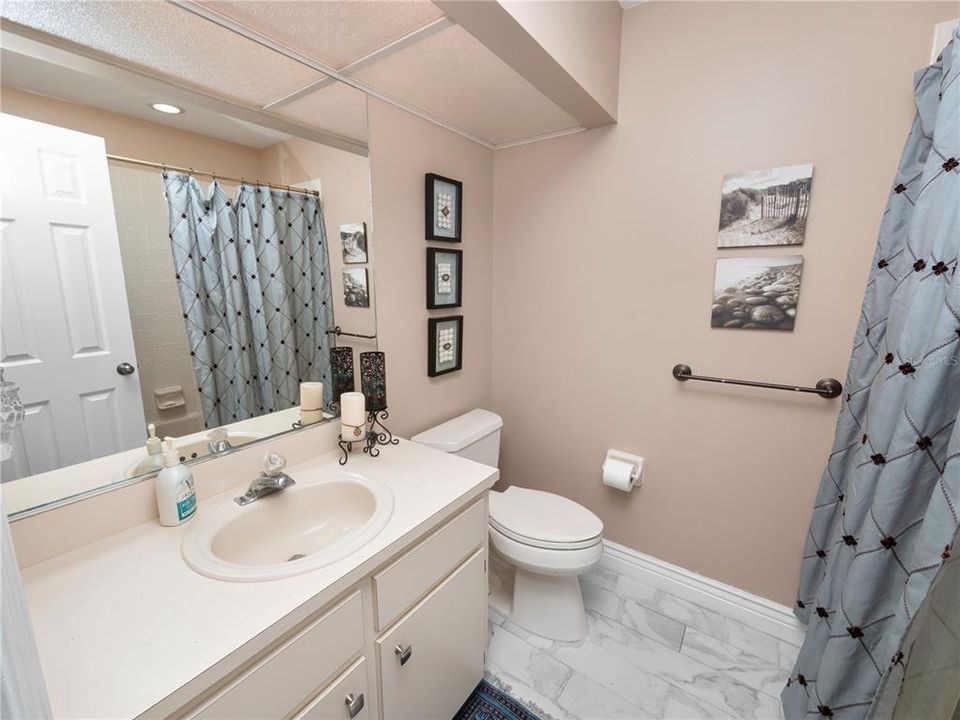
[0,22,377,518]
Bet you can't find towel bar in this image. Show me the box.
[672,364,842,399]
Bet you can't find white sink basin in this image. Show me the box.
[182,472,394,582]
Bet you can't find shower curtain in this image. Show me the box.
[783,35,959,720]
[164,174,335,428]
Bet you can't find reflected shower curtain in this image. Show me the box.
[783,35,959,720]
[164,174,334,428]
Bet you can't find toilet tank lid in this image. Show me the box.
[411,409,503,452]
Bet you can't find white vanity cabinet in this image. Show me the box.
[180,498,488,720]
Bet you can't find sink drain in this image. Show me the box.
[287,554,306,562]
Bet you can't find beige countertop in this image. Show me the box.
[20,439,498,719]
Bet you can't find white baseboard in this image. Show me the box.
[600,540,806,647]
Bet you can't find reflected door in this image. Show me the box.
[0,113,145,481]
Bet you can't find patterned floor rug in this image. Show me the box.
[453,680,543,720]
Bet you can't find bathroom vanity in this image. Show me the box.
[15,437,497,720]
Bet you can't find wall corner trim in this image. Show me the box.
[600,540,806,647]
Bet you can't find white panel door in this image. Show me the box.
[0,113,145,481]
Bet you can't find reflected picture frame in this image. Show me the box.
[425,172,463,242]
[426,247,463,309]
[428,315,463,377]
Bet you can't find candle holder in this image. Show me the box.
[360,351,388,413]
[367,409,399,449]
[329,346,355,415]
[338,429,382,465]
[336,409,399,465]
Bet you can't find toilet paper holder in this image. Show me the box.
[603,449,644,489]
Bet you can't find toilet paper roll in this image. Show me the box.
[602,457,639,492]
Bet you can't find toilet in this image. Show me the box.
[412,409,603,641]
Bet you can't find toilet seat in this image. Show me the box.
[489,524,603,575]
[489,486,603,550]
[489,518,601,550]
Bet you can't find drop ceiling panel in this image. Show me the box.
[352,24,579,145]
[199,0,445,69]
[271,81,369,144]
[0,1,323,108]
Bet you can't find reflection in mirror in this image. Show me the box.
[0,37,376,518]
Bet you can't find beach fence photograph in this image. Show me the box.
[717,163,813,248]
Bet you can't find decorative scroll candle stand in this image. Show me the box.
[338,351,399,465]
[337,413,398,465]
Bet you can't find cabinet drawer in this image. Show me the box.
[193,592,364,720]
[377,550,486,720]
[374,499,485,629]
[294,657,370,720]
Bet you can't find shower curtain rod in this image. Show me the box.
[105,153,320,197]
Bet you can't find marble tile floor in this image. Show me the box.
[485,565,800,720]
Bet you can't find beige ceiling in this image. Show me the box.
[274,81,369,143]
[0,1,322,107]
[353,24,579,146]
[0,0,586,148]
[200,0,445,69]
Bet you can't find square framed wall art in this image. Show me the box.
[426,247,463,309]
[340,222,368,264]
[428,315,463,376]
[425,173,462,242]
[711,255,803,330]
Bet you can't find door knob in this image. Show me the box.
[116,362,136,376]
[394,644,412,666]
[344,692,364,718]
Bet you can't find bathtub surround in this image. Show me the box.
[490,1,959,607]
[784,31,960,720]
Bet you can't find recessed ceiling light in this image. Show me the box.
[150,103,183,115]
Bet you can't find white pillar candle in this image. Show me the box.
[340,391,366,440]
[299,381,323,411]
[299,408,324,426]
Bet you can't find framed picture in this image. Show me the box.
[340,222,368,264]
[717,164,813,248]
[428,315,463,376]
[426,248,463,309]
[425,173,462,242]
[342,268,370,308]
[711,256,803,330]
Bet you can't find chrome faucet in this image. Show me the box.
[207,428,234,455]
[234,452,295,506]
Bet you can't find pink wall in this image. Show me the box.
[367,99,494,438]
[490,1,956,605]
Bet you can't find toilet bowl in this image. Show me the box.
[489,486,603,640]
[412,410,604,642]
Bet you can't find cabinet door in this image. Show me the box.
[377,550,486,720]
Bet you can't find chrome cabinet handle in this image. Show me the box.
[344,692,364,718]
[394,644,412,666]
[116,362,136,376]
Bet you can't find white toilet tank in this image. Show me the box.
[411,409,503,466]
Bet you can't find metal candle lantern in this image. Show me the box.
[329,346,355,412]
[359,351,388,412]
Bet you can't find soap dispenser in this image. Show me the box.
[141,423,164,474]
[155,437,197,526]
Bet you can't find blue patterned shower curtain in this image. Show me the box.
[783,35,959,720]
[164,174,334,428]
